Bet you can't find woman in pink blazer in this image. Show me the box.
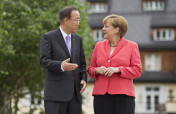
[87,14,142,114]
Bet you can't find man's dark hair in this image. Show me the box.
[60,6,78,22]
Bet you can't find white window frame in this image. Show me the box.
[145,86,160,113]
[145,54,161,71]
[135,85,168,114]
[143,0,165,11]
[93,29,104,42]
[153,29,174,41]
[89,3,108,13]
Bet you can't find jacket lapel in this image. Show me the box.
[110,38,126,58]
[71,34,76,62]
[55,28,70,57]
[105,40,111,59]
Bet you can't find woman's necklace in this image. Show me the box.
[110,44,117,47]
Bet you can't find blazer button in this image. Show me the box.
[108,60,110,62]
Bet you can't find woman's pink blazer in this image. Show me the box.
[87,38,142,97]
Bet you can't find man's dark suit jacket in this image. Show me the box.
[40,28,87,102]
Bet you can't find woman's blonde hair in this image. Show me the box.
[103,14,128,37]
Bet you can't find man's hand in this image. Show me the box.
[80,80,86,94]
[62,58,78,71]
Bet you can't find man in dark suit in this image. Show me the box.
[40,6,87,114]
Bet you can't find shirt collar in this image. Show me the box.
[59,26,71,39]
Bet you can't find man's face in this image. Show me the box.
[67,10,80,33]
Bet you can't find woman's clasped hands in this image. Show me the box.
[95,66,120,77]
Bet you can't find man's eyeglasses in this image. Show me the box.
[69,19,80,23]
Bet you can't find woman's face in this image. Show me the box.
[102,20,118,40]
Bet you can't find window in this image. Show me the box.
[89,3,108,13]
[146,87,160,112]
[93,30,104,42]
[154,96,159,110]
[143,0,165,11]
[153,29,174,41]
[145,54,161,71]
[135,86,168,113]
[147,95,151,110]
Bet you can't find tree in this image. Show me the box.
[0,0,95,113]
